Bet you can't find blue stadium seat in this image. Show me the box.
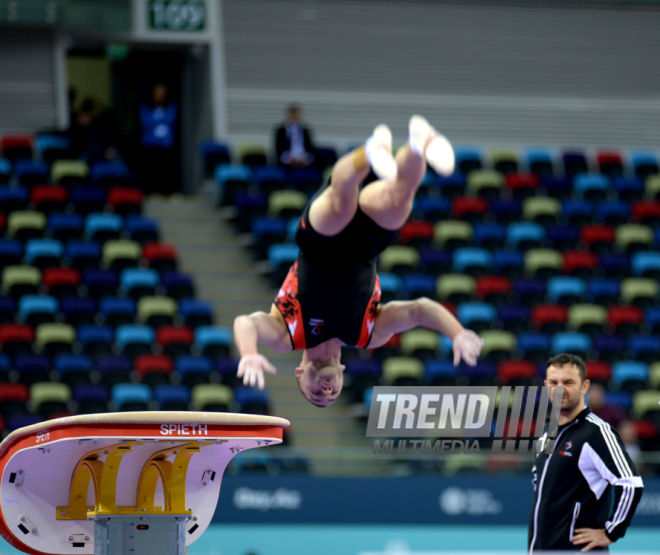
[49,213,84,242]
[215,164,252,205]
[154,384,191,411]
[14,353,50,385]
[251,216,287,260]
[401,274,435,299]
[613,176,644,202]
[24,239,64,270]
[99,296,136,327]
[72,383,110,414]
[574,173,610,201]
[175,355,213,387]
[416,197,451,222]
[424,360,459,385]
[546,226,579,251]
[599,200,630,226]
[0,186,29,213]
[542,176,572,199]
[378,273,402,302]
[13,161,48,187]
[454,147,483,174]
[525,148,554,176]
[463,361,497,386]
[78,325,114,357]
[492,250,524,279]
[85,213,123,243]
[253,165,286,194]
[457,302,497,332]
[630,151,659,179]
[547,276,587,304]
[268,243,299,286]
[0,239,23,268]
[0,296,17,323]
[562,199,594,227]
[199,140,231,177]
[473,222,506,249]
[627,335,660,364]
[592,334,626,363]
[452,247,493,276]
[631,252,660,279]
[35,134,71,163]
[120,268,159,298]
[7,413,43,432]
[419,248,451,274]
[587,278,620,306]
[0,159,11,184]
[115,324,155,358]
[125,215,159,244]
[562,151,589,177]
[82,268,119,298]
[0,352,10,380]
[95,354,132,386]
[90,160,130,188]
[161,271,194,300]
[599,252,630,280]
[65,240,102,271]
[497,305,530,333]
[233,386,270,414]
[195,326,232,358]
[70,187,106,215]
[489,198,522,224]
[436,173,467,199]
[645,307,660,334]
[54,353,92,386]
[112,383,152,411]
[286,217,299,243]
[178,298,213,328]
[517,332,551,363]
[18,295,58,326]
[506,222,545,250]
[551,331,591,357]
[611,361,649,393]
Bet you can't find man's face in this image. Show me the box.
[296,359,344,407]
[287,108,300,123]
[545,363,589,413]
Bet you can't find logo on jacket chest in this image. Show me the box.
[559,441,573,457]
[308,318,325,336]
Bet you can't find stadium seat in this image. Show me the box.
[14,354,50,386]
[580,224,615,255]
[451,196,489,223]
[454,147,482,175]
[562,151,589,177]
[611,361,648,393]
[99,296,136,328]
[645,174,660,200]
[631,200,660,227]
[179,299,214,328]
[631,251,660,280]
[134,354,174,387]
[137,296,178,328]
[29,382,71,418]
[195,326,232,358]
[620,278,658,308]
[424,359,459,386]
[18,295,58,326]
[562,199,594,227]
[252,165,285,195]
[524,249,562,279]
[30,185,68,214]
[238,144,267,168]
[436,274,475,304]
[378,273,402,303]
[344,359,382,402]
[115,324,155,358]
[592,334,626,363]
[120,268,159,299]
[613,176,644,202]
[0,382,29,419]
[401,274,435,299]
[160,271,194,301]
[112,382,152,411]
[547,276,586,305]
[507,222,545,251]
[433,220,472,249]
[382,356,424,386]
[82,268,117,299]
[574,173,609,202]
[498,360,537,386]
[585,361,611,384]
[452,247,492,277]
[216,164,253,205]
[531,304,567,334]
[141,242,178,273]
[0,240,23,270]
[562,251,599,279]
[599,252,630,280]
[200,140,231,178]
[0,185,30,213]
[25,238,64,270]
[0,159,10,185]
[42,267,81,298]
[94,354,131,385]
[480,330,516,363]
[491,149,519,175]
[1,135,32,163]
[497,304,530,333]
[0,323,35,357]
[0,296,16,324]
[70,187,106,215]
[400,329,439,360]
[415,197,450,222]
[51,160,89,187]
[192,383,233,412]
[630,152,658,179]
[551,331,591,358]
[102,240,141,271]
[3,265,41,297]
[599,200,630,226]
[645,307,660,335]
[107,187,144,216]
[457,302,497,333]
[13,161,47,188]
[505,173,540,200]
[234,386,270,414]
[175,355,214,387]
[49,213,84,243]
[65,240,101,271]
[525,148,554,177]
[156,326,194,357]
[7,414,43,432]
[490,198,522,224]
[251,217,287,260]
[632,390,660,422]
[542,175,573,200]
[523,197,561,226]
[472,222,506,250]
[608,305,643,336]
[615,224,653,254]
[72,383,110,414]
[35,322,75,357]
[154,384,191,411]
[90,160,131,189]
[466,170,504,200]
[463,361,498,386]
[379,246,420,275]
[125,215,159,245]
[289,166,323,195]
[567,304,607,335]
[492,250,524,280]
[435,173,466,199]
[419,248,451,275]
[268,190,307,220]
[648,363,660,389]
[8,211,46,241]
[54,353,93,387]
[475,275,512,305]
[85,213,123,243]
[398,220,434,249]
[627,335,660,364]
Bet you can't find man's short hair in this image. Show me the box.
[546,353,587,382]
[295,374,326,408]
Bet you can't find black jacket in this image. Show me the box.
[528,407,643,552]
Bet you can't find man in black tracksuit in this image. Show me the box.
[529,353,643,553]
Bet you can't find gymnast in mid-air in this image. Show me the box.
[234,115,484,406]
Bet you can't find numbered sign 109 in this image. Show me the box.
[149,0,205,31]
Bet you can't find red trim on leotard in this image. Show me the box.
[274,262,306,350]
[355,274,381,348]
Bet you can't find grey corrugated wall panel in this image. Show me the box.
[222,0,660,150]
[0,29,58,134]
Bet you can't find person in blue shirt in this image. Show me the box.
[139,82,179,194]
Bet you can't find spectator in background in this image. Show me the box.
[139,82,179,194]
[67,98,118,163]
[587,382,626,429]
[274,104,315,168]
[618,419,643,469]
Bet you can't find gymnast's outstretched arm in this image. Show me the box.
[369,297,484,366]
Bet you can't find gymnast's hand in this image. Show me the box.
[452,329,484,367]
[237,354,277,389]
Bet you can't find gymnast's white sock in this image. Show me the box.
[408,115,455,176]
[365,124,397,182]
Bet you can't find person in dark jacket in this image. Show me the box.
[274,104,316,167]
[529,353,643,553]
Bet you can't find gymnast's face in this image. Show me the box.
[295,359,345,407]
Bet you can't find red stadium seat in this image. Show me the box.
[531,304,568,333]
[451,196,488,222]
[579,224,615,252]
[596,151,624,177]
[1,135,33,163]
[498,360,537,385]
[42,267,81,298]
[475,275,513,304]
[107,187,144,216]
[30,185,68,214]
[134,354,174,386]
[505,173,540,200]
[0,213,7,233]
[0,382,29,403]
[562,251,599,278]
[142,242,178,272]
[156,325,194,357]
[607,305,643,336]
[398,220,434,247]
[585,361,611,382]
[0,323,34,356]
[631,200,660,226]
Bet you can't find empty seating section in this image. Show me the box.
[0,135,265,437]
[209,140,660,450]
